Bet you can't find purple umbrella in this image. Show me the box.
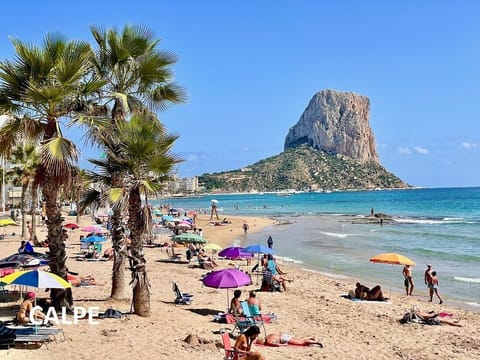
[218,247,253,260]
[202,268,252,309]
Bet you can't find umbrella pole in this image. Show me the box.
[256,254,261,285]
[226,289,229,313]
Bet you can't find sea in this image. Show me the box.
[156,187,480,311]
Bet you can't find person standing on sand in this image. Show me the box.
[430,271,443,304]
[424,264,433,291]
[243,222,249,234]
[210,200,219,220]
[402,264,414,296]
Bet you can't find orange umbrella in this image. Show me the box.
[369,253,415,266]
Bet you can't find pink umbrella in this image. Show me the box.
[177,222,192,229]
[81,225,103,233]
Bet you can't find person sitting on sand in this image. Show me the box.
[355,282,385,301]
[233,326,265,360]
[103,247,114,260]
[256,333,323,347]
[198,249,218,269]
[16,291,46,324]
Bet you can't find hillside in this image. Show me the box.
[198,145,409,192]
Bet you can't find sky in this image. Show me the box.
[0,0,479,188]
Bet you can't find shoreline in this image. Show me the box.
[0,212,479,359]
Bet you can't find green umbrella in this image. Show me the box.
[172,233,206,244]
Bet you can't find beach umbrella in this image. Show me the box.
[0,218,17,237]
[243,244,275,255]
[81,225,103,233]
[369,253,415,297]
[64,223,79,229]
[0,269,71,289]
[370,253,415,266]
[162,215,175,222]
[0,252,49,267]
[218,247,253,260]
[176,222,192,229]
[204,243,222,251]
[202,268,252,309]
[172,233,206,244]
[81,235,106,243]
[211,199,219,204]
[0,218,16,226]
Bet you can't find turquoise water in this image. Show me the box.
[158,188,480,309]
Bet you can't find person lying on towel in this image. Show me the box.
[256,333,323,347]
[354,282,385,301]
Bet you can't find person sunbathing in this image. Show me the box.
[355,282,385,301]
[400,309,463,327]
[67,274,106,287]
[256,333,323,347]
[16,291,46,324]
[233,326,265,360]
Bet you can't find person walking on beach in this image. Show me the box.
[429,271,443,304]
[243,222,249,234]
[267,235,273,249]
[424,264,433,289]
[402,264,414,296]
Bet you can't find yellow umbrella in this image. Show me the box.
[0,218,16,226]
[0,269,72,289]
[370,253,415,266]
[204,243,222,251]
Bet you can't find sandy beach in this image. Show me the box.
[1,212,479,360]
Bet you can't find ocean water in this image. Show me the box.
[158,188,480,310]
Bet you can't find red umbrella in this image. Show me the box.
[64,223,79,229]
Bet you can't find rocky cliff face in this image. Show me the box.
[284,90,379,164]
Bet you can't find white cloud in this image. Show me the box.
[414,146,429,155]
[397,147,412,155]
[461,142,477,149]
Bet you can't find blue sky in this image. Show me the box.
[0,1,479,188]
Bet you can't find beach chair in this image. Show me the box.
[240,301,266,335]
[172,282,193,305]
[0,321,16,349]
[221,332,242,360]
[260,269,281,292]
[220,313,254,338]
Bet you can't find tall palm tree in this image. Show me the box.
[83,24,186,300]
[0,34,104,308]
[86,114,180,316]
[7,144,39,241]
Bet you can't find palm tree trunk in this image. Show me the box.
[31,185,38,245]
[20,184,27,239]
[128,187,150,316]
[43,180,72,309]
[110,173,129,300]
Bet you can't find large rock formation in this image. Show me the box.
[284,89,379,164]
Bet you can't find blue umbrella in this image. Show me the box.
[81,235,106,243]
[243,244,275,255]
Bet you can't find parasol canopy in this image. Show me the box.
[218,247,253,260]
[172,233,206,244]
[0,269,71,289]
[369,253,415,266]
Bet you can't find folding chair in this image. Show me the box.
[221,332,242,360]
[172,282,193,305]
[240,301,267,335]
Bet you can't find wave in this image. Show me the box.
[320,231,349,239]
[453,276,480,284]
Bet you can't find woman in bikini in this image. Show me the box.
[256,333,323,347]
[233,326,265,360]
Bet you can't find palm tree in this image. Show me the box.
[83,24,186,300]
[87,114,180,316]
[7,144,39,242]
[0,34,104,308]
